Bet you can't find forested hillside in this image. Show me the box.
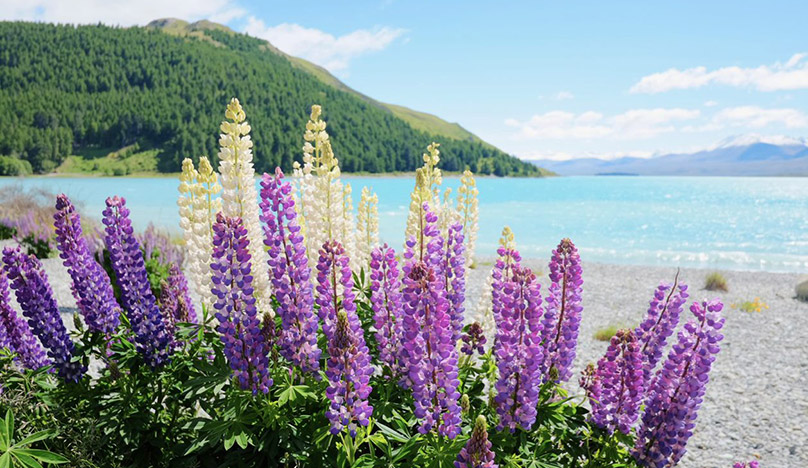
[0,21,546,176]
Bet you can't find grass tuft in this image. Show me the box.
[593,325,621,342]
[704,272,729,292]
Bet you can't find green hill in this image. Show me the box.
[0,20,549,177]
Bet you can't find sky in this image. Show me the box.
[2,0,808,161]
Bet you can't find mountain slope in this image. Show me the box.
[0,20,544,176]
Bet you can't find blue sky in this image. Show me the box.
[3,0,808,160]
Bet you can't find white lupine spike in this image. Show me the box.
[356,186,379,268]
[405,142,442,252]
[476,269,496,347]
[217,98,273,316]
[457,169,480,268]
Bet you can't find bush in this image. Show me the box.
[0,155,33,176]
[704,272,729,292]
[593,325,620,341]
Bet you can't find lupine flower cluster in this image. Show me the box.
[541,238,583,383]
[356,186,379,267]
[139,223,184,268]
[102,196,172,368]
[455,416,498,468]
[492,239,544,432]
[635,278,689,388]
[0,269,49,370]
[158,264,197,328]
[2,246,84,382]
[400,203,462,438]
[369,243,404,377]
[53,194,121,334]
[210,213,272,394]
[586,329,644,434]
[460,322,486,357]
[633,299,725,468]
[456,169,479,269]
[259,168,320,374]
[733,461,759,468]
[443,221,466,343]
[404,143,443,247]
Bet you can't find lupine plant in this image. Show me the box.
[0,99,733,468]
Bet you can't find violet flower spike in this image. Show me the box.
[210,214,272,394]
[455,415,498,468]
[259,168,320,373]
[633,299,726,468]
[54,194,121,334]
[460,322,486,357]
[158,264,197,338]
[541,238,583,383]
[369,243,404,377]
[2,246,84,382]
[588,329,644,434]
[102,196,171,368]
[0,269,50,369]
[443,222,466,343]
[315,241,358,344]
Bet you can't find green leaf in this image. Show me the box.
[3,409,13,445]
[12,452,43,468]
[15,450,69,465]
[15,430,56,448]
[0,453,10,468]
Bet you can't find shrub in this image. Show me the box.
[593,324,621,341]
[704,272,729,292]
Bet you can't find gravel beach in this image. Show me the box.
[21,248,808,468]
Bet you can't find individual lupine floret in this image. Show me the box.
[635,277,689,388]
[404,143,443,249]
[356,187,379,268]
[457,169,479,269]
[325,309,374,438]
[461,322,486,357]
[178,156,221,310]
[400,203,462,438]
[53,194,121,334]
[314,241,357,343]
[210,214,272,394]
[455,415,498,468]
[633,299,725,468]
[259,168,320,374]
[158,264,197,327]
[493,262,544,432]
[0,270,49,369]
[2,246,84,382]
[541,238,583,383]
[102,196,172,368]
[217,98,273,316]
[588,329,644,434]
[369,244,404,377]
[442,221,466,343]
[733,461,760,468]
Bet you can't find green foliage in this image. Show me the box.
[55,144,160,176]
[0,406,68,468]
[0,22,542,177]
[593,325,621,342]
[0,156,32,176]
[704,272,728,292]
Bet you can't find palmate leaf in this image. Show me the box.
[14,431,57,449]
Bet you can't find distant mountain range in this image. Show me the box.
[531,135,808,176]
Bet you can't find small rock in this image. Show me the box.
[796,279,808,302]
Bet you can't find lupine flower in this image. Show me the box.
[542,238,583,383]
[633,299,725,468]
[442,222,466,343]
[456,169,479,269]
[733,461,760,468]
[0,269,49,369]
[158,264,197,328]
[404,143,443,249]
[493,261,544,432]
[2,211,54,257]
[356,186,379,268]
[177,156,221,310]
[139,223,184,268]
[210,213,272,394]
[53,194,121,334]
[315,241,357,343]
[400,203,462,438]
[340,183,358,271]
[588,329,644,434]
[476,270,496,345]
[455,415,498,468]
[102,196,172,368]
[217,98,273,316]
[293,105,356,267]
[461,322,486,357]
[369,244,404,376]
[2,246,84,381]
[635,278,689,388]
[259,168,320,374]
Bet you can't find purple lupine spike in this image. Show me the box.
[325,309,374,438]
[491,244,521,329]
[400,203,462,438]
[635,276,689,388]
[493,263,544,432]
[0,270,50,369]
[369,243,404,377]
[588,329,644,434]
[443,222,466,343]
[259,168,320,373]
[162,264,197,324]
[461,322,486,357]
[733,462,760,468]
[139,223,184,268]
[455,415,498,468]
[541,238,583,383]
[2,246,84,382]
[102,196,171,368]
[633,299,725,468]
[54,194,121,334]
[315,241,358,343]
[210,213,272,394]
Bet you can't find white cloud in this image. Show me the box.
[505,108,700,141]
[553,91,574,101]
[630,53,808,93]
[519,150,655,161]
[0,0,243,26]
[244,17,406,72]
[711,106,808,129]
[704,100,718,107]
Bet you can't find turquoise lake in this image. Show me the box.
[2,176,807,273]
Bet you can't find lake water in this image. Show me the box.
[2,175,807,273]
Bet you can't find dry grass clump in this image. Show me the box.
[704,272,728,292]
